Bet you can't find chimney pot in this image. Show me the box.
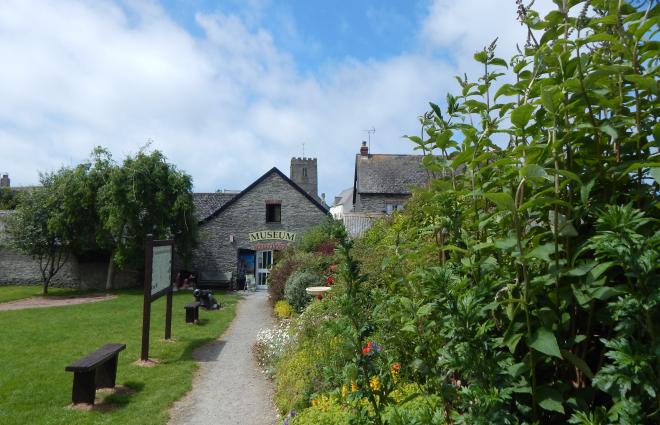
[360,141,368,156]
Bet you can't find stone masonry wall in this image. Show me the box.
[353,193,410,214]
[191,172,328,283]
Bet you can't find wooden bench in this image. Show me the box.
[198,271,233,290]
[185,301,201,323]
[65,343,126,405]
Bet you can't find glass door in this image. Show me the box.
[256,250,273,289]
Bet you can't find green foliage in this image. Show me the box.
[0,187,17,210]
[295,218,344,253]
[268,1,660,423]
[99,148,197,268]
[284,270,319,313]
[5,179,73,294]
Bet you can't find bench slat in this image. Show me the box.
[65,343,126,372]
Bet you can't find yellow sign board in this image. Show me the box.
[248,230,296,243]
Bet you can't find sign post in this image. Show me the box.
[141,235,174,361]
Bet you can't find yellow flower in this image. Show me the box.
[369,376,380,391]
[312,399,318,407]
[390,364,400,383]
[342,385,348,399]
[351,381,358,392]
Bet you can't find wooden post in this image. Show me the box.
[165,286,173,340]
[140,235,153,361]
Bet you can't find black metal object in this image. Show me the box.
[193,289,220,310]
[184,302,200,323]
[65,343,126,405]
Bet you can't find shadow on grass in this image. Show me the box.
[175,337,228,363]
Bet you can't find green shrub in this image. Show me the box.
[284,270,318,312]
[290,395,351,425]
[274,300,294,318]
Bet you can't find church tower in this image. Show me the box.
[290,157,318,201]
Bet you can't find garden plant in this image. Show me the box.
[265,0,659,423]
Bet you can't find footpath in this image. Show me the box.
[168,290,279,425]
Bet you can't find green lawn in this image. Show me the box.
[0,285,85,303]
[0,288,239,425]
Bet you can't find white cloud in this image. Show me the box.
[0,0,554,199]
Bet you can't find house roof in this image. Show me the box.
[354,154,429,195]
[198,167,328,225]
[192,192,237,221]
[332,187,353,207]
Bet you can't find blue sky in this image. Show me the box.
[0,0,551,199]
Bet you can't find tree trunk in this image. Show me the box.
[106,255,115,290]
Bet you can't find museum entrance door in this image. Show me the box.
[237,249,255,290]
[255,250,273,289]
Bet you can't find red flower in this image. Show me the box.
[326,276,334,285]
[362,346,370,355]
[329,264,338,272]
[391,363,401,371]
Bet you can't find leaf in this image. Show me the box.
[494,83,518,101]
[490,57,508,68]
[520,164,552,181]
[503,321,524,353]
[526,243,555,262]
[565,261,597,277]
[528,327,562,358]
[484,192,516,213]
[417,303,435,317]
[650,167,660,185]
[599,124,618,142]
[561,349,594,379]
[537,387,565,413]
[624,74,658,93]
[474,50,488,64]
[590,286,622,301]
[511,104,535,129]
[541,86,562,115]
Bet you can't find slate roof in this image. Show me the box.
[354,154,429,195]
[193,192,237,221]
[198,167,328,225]
[332,187,353,207]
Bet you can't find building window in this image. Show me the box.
[266,203,281,222]
[302,167,307,177]
[385,204,404,215]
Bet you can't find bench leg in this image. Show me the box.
[71,371,96,404]
[96,356,118,389]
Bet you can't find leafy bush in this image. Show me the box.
[274,300,294,318]
[284,271,319,313]
[269,255,302,305]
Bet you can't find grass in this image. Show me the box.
[0,285,85,303]
[0,287,240,425]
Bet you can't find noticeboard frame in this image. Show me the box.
[141,236,174,361]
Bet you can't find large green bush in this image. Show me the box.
[284,270,319,312]
[271,1,659,423]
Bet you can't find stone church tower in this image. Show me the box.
[290,158,319,202]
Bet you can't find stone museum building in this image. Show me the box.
[0,158,328,290]
[190,158,328,290]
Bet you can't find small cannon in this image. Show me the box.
[193,288,220,310]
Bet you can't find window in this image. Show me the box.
[385,204,404,215]
[302,167,307,177]
[266,203,281,222]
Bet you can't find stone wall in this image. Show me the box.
[0,247,140,289]
[353,193,410,214]
[191,171,328,283]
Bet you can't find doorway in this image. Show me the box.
[256,250,273,289]
[237,249,255,290]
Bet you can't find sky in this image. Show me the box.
[0,0,554,201]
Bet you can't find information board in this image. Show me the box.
[151,245,172,297]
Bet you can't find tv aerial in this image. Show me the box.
[362,127,375,151]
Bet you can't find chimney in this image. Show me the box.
[360,141,368,156]
[0,173,9,188]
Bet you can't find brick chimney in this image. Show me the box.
[0,173,9,188]
[360,141,368,156]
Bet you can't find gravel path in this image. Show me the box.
[168,290,279,425]
[0,294,116,311]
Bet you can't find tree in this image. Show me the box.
[99,149,197,279]
[0,187,17,210]
[6,176,72,295]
